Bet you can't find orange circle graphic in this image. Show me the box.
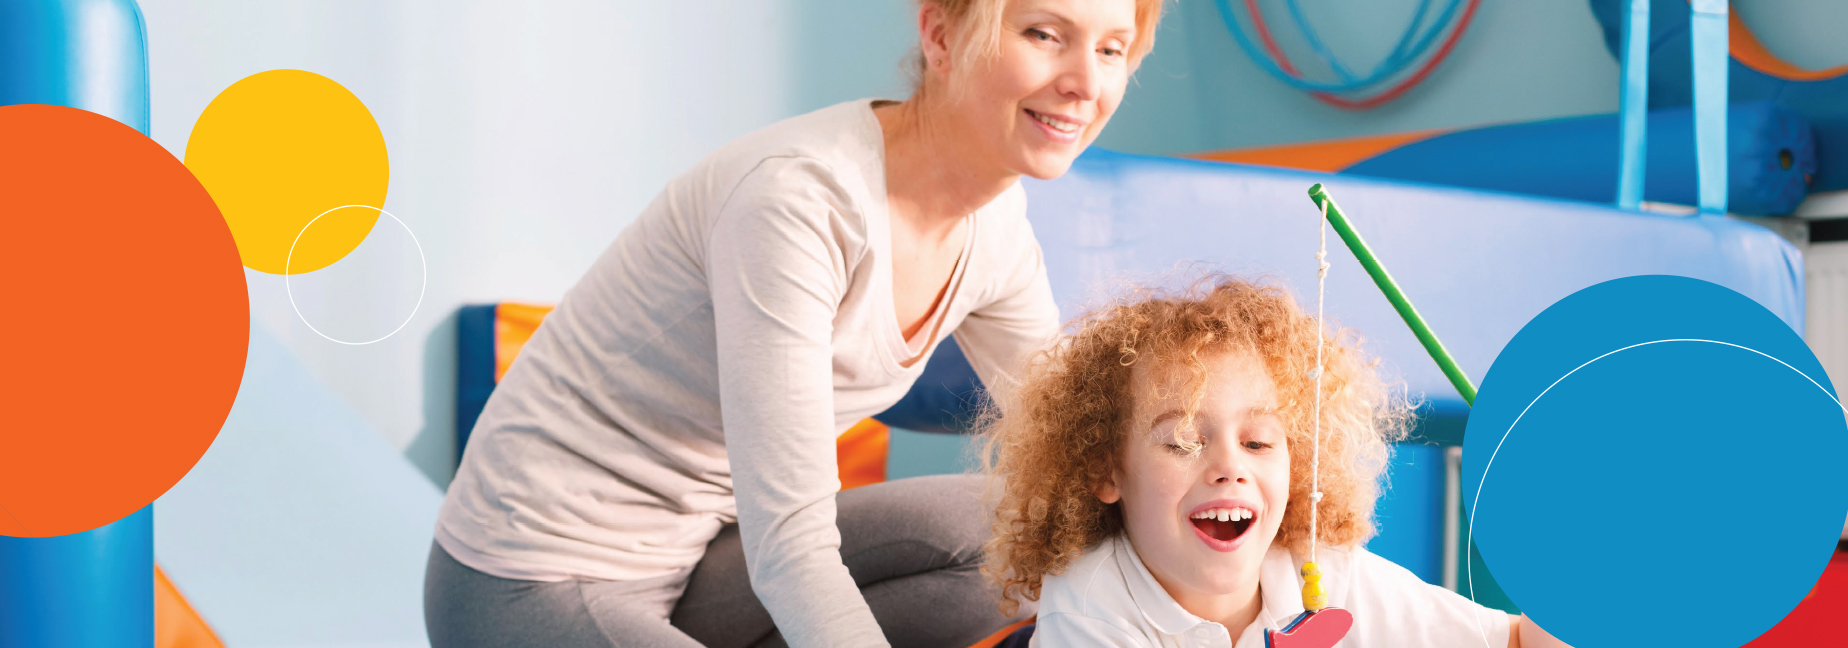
[0,104,248,537]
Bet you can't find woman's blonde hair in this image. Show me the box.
[979,274,1410,615]
[911,0,1167,92]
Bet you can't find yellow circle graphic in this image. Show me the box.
[185,69,388,275]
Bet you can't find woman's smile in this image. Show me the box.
[1024,107,1086,144]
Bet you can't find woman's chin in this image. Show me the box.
[1012,153,1080,180]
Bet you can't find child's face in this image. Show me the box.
[1099,350,1292,609]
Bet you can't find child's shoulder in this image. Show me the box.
[1288,545,1514,647]
[1038,534,1134,616]
[1319,544,1444,599]
[1034,535,1168,646]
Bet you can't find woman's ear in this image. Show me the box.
[917,2,953,72]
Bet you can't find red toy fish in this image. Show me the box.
[1264,607,1353,648]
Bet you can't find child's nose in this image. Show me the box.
[1206,450,1252,485]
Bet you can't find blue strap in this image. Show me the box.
[1691,0,1729,214]
[1616,0,1649,210]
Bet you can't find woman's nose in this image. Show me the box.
[1057,48,1102,102]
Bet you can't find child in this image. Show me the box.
[980,276,1567,647]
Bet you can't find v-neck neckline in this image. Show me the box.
[895,215,977,367]
[861,99,983,372]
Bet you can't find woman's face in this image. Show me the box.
[1099,351,1293,610]
[940,0,1137,180]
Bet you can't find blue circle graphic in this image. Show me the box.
[1463,275,1847,648]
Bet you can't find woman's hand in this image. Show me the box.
[1508,614,1571,648]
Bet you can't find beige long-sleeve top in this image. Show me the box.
[435,99,1061,647]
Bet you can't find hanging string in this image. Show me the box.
[1303,192,1332,611]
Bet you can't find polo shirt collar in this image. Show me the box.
[1112,534,1225,636]
[1257,545,1305,631]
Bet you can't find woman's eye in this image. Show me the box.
[1100,46,1125,58]
[1243,441,1274,451]
[1027,28,1055,42]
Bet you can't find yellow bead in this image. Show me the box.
[1300,562,1327,610]
[1301,581,1326,611]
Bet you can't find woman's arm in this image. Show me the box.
[708,158,888,648]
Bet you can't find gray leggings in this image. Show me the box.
[424,474,1032,648]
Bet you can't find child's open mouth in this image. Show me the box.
[1189,506,1255,551]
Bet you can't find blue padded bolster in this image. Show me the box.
[872,336,989,434]
[1341,102,1812,216]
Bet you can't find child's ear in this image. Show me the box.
[1095,472,1122,504]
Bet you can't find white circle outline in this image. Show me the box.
[283,204,428,346]
[1464,338,1845,647]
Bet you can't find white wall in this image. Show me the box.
[141,0,933,485]
[144,1,811,483]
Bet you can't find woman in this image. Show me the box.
[425,0,1165,646]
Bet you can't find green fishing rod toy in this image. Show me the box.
[1309,183,1477,405]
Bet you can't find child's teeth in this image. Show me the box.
[1194,508,1261,521]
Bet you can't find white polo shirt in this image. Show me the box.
[1032,534,1512,647]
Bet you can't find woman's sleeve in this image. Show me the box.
[707,157,888,648]
[951,215,1061,408]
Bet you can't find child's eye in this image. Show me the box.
[1243,441,1275,452]
[1164,442,1198,456]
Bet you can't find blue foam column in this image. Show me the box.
[0,2,155,646]
[0,0,151,133]
[1616,0,1649,209]
[0,507,155,648]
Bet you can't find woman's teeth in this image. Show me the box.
[1191,507,1254,522]
[1030,110,1080,133]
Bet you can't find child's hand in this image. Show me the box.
[1508,614,1571,648]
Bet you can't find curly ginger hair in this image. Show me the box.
[979,274,1410,615]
